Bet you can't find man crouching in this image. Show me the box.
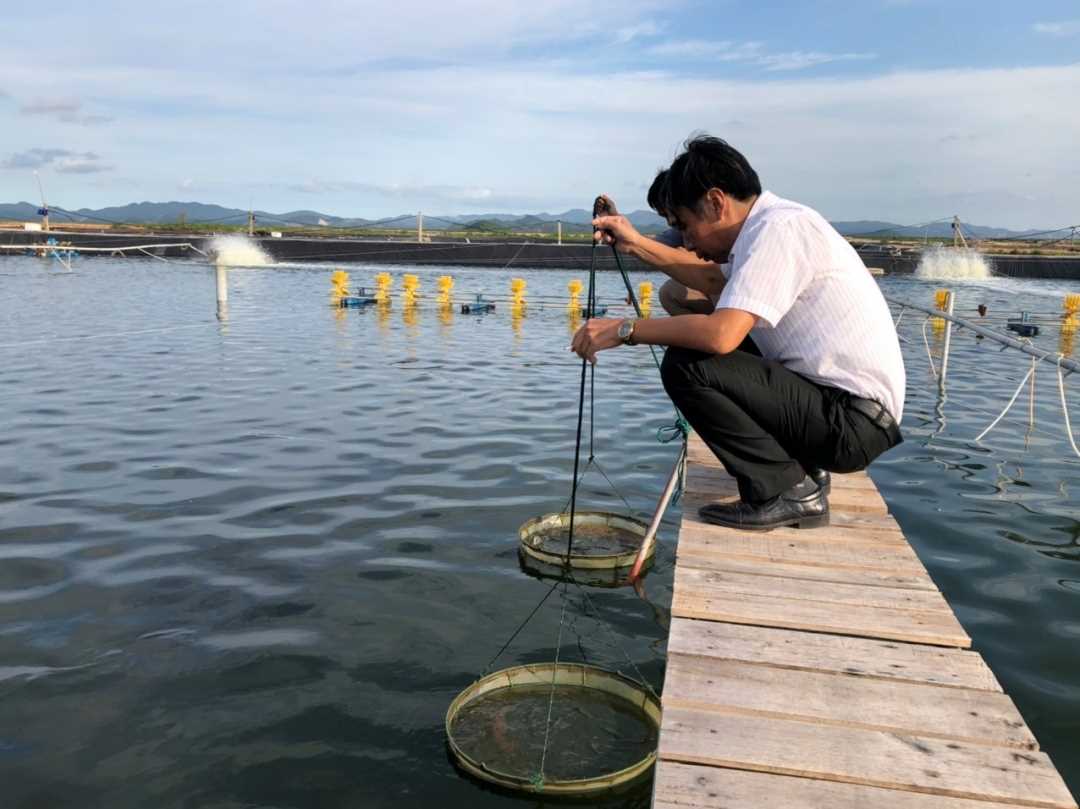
[571,135,905,530]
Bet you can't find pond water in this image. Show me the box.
[0,255,1078,808]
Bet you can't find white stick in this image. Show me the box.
[629,444,685,583]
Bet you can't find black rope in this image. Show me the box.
[563,245,597,560]
[607,244,665,374]
[481,579,561,674]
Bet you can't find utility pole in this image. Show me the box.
[35,171,50,232]
[952,216,967,249]
[248,209,255,237]
[417,211,424,243]
[557,220,562,245]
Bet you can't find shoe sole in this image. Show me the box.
[697,509,830,531]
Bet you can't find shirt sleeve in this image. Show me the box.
[717,217,814,328]
[652,227,682,248]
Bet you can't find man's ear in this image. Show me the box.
[704,188,726,223]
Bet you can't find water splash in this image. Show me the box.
[915,246,992,280]
[208,235,272,267]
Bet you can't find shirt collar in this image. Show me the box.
[730,190,777,260]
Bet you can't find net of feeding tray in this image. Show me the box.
[446,662,660,794]
[519,511,652,571]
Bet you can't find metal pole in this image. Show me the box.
[940,290,955,388]
[628,444,685,584]
[417,211,423,243]
[248,210,254,237]
[35,171,50,232]
[886,295,1080,375]
[557,220,562,245]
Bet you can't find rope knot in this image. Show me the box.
[657,417,690,444]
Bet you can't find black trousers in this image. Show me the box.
[661,346,901,504]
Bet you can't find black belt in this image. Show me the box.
[849,397,902,445]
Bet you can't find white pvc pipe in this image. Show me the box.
[629,444,685,584]
[940,290,955,387]
[215,266,229,321]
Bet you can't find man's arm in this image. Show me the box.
[570,309,756,364]
[594,214,726,297]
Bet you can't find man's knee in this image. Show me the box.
[663,348,762,402]
[659,280,715,316]
[661,346,719,399]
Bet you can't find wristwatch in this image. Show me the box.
[617,318,637,345]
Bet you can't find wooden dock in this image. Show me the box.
[653,434,1078,809]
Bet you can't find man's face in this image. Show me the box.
[672,198,729,262]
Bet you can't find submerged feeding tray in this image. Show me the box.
[446,663,660,795]
[1006,312,1040,337]
[339,286,379,307]
[462,294,496,314]
[519,511,652,571]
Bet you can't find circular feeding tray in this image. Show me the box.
[446,663,660,795]
[518,511,652,571]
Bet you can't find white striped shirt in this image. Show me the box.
[717,191,906,421]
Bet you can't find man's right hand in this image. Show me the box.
[593,213,642,254]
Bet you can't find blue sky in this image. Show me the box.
[1,0,1078,228]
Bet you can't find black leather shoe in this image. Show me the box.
[698,476,829,531]
[809,468,831,495]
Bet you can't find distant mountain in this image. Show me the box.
[0,201,41,220]
[0,199,1047,239]
[834,220,1039,239]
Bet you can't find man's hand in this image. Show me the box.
[593,214,642,254]
[570,317,623,364]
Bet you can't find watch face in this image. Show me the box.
[618,320,632,339]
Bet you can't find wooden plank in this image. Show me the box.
[684,480,891,517]
[654,761,1037,809]
[681,492,904,540]
[677,552,937,590]
[666,619,1002,692]
[658,707,1077,808]
[672,580,971,648]
[677,525,923,569]
[663,653,1036,749]
[675,565,954,614]
[679,508,907,548]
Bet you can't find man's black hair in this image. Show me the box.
[646,169,670,215]
[663,135,761,213]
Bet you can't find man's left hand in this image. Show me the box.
[571,318,623,364]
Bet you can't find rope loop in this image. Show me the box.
[657,417,690,444]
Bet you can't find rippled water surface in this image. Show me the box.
[1,256,1078,807]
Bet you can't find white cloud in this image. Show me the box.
[759,50,877,71]
[1,148,112,173]
[648,39,764,60]
[1032,20,1080,37]
[646,39,875,71]
[613,20,664,44]
[20,98,112,125]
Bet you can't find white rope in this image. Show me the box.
[0,242,201,253]
[138,247,172,263]
[536,592,568,784]
[1056,356,1080,459]
[894,305,907,329]
[974,365,1035,442]
[1029,354,1036,431]
[921,316,938,379]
